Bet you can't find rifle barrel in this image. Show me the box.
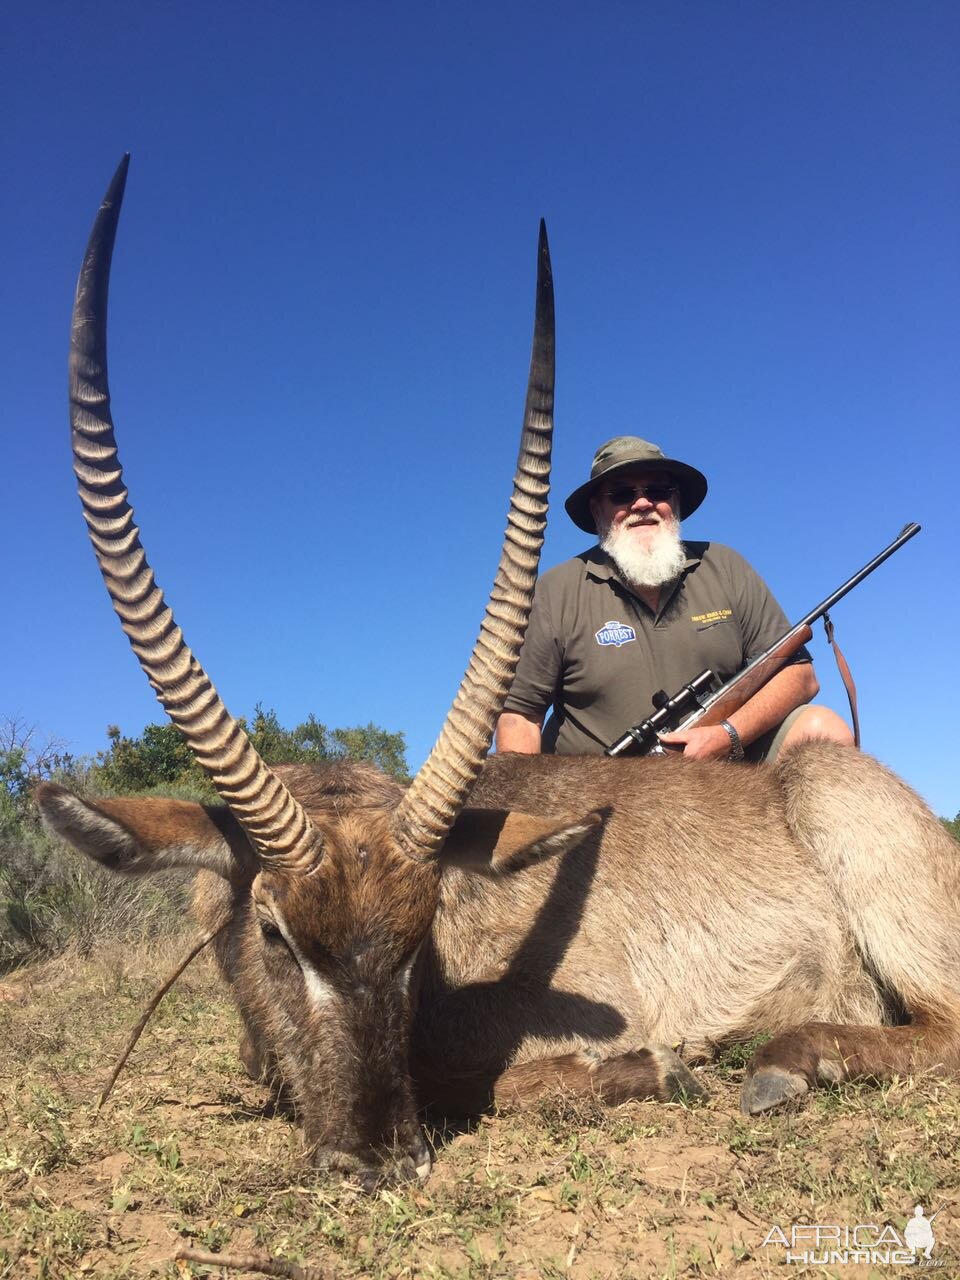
[797,522,920,628]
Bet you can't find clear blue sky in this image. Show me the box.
[4,3,958,816]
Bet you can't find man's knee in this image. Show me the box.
[782,704,855,749]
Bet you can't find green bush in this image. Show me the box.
[93,722,214,797]
[245,706,410,781]
[0,720,82,836]
[93,707,410,792]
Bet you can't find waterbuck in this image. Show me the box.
[39,159,960,1189]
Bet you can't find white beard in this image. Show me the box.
[599,516,687,589]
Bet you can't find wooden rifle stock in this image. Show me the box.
[673,624,813,732]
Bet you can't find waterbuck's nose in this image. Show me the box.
[314,1125,433,1191]
[357,1136,432,1193]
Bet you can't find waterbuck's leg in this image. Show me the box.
[742,1010,960,1113]
[493,1046,707,1108]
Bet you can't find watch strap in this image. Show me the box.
[719,719,745,761]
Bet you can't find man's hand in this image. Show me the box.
[657,724,737,760]
[658,663,822,761]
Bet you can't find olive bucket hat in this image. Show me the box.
[564,436,708,534]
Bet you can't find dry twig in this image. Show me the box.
[97,915,231,1110]
[175,1246,333,1279]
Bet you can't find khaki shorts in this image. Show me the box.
[744,706,807,764]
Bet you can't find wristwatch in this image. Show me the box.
[719,720,745,761]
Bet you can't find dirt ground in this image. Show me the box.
[2,939,959,1279]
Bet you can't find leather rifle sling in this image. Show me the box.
[822,612,861,748]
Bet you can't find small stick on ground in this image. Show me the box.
[97,915,231,1111]
[175,1246,333,1279]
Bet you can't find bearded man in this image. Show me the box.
[496,436,854,762]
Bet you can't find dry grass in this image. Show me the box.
[3,939,960,1279]
[0,821,189,973]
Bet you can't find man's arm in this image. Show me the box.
[658,661,819,760]
[495,710,545,754]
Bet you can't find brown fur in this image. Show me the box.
[36,743,960,1184]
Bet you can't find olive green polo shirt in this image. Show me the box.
[503,542,811,754]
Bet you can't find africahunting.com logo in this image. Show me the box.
[761,1203,949,1267]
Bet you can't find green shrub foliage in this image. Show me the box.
[95,707,409,791]
[94,722,211,796]
[246,706,410,781]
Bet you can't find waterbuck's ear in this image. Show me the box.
[441,807,602,876]
[35,783,255,882]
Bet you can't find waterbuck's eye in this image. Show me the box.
[259,919,283,942]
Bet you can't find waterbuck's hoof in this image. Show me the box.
[649,1045,709,1105]
[740,1067,809,1114]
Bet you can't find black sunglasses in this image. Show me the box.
[602,483,678,506]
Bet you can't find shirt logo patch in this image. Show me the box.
[595,619,637,648]
[690,608,733,625]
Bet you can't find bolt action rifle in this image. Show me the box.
[605,522,921,758]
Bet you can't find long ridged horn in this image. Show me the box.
[70,156,321,872]
[393,222,554,861]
